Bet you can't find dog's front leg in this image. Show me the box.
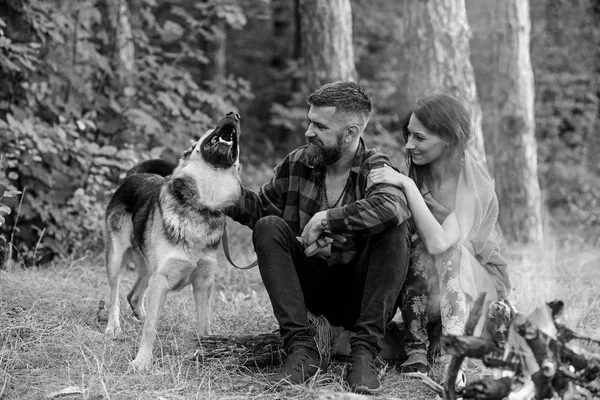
[192,256,217,336]
[131,272,168,372]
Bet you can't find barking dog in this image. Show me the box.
[104,112,242,371]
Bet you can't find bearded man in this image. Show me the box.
[228,81,412,394]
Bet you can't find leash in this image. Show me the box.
[221,221,347,269]
[222,222,258,270]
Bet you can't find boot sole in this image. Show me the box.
[353,383,383,395]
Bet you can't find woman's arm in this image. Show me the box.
[369,165,460,255]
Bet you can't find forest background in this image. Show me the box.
[0,0,599,265]
[0,0,599,399]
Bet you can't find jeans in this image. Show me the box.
[252,215,411,354]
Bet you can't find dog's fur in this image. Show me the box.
[104,112,242,371]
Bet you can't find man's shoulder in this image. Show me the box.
[271,145,313,176]
[280,145,313,169]
[286,145,310,161]
[359,144,394,170]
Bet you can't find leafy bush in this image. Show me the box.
[0,0,252,266]
[535,73,600,232]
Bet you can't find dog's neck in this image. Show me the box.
[169,162,241,212]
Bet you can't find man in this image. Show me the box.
[228,81,411,394]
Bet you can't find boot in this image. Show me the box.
[271,345,327,384]
[345,345,382,394]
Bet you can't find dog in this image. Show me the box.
[124,158,177,178]
[103,111,242,372]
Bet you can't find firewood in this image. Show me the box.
[462,376,512,400]
[444,292,488,400]
[441,335,499,358]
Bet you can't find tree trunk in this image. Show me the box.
[98,0,135,93]
[590,2,600,177]
[398,0,487,164]
[467,0,544,244]
[271,0,294,70]
[299,0,357,91]
[106,0,135,86]
[204,18,227,91]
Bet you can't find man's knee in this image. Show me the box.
[376,220,413,251]
[252,215,289,249]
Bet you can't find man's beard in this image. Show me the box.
[305,134,344,170]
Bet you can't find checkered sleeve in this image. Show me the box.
[327,153,411,235]
[226,157,289,229]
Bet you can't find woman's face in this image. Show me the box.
[405,113,447,166]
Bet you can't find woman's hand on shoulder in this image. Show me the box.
[367,164,413,190]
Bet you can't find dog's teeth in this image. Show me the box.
[218,137,233,145]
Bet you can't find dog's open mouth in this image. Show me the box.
[201,112,241,168]
[207,124,236,147]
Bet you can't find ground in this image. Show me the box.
[1,222,599,399]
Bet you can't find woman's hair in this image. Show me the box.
[401,94,472,190]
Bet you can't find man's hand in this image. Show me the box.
[301,210,328,248]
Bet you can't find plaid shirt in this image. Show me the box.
[228,138,411,265]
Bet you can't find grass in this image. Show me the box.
[1,220,599,400]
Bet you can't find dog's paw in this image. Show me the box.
[130,357,152,372]
[133,309,146,322]
[104,323,122,338]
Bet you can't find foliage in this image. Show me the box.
[530,0,600,235]
[0,0,252,267]
[0,187,21,242]
[0,0,598,267]
[535,74,600,230]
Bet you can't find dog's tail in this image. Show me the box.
[126,159,176,178]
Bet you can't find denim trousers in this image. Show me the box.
[252,215,411,354]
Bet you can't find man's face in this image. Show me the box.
[304,105,346,168]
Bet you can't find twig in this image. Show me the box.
[32,227,45,266]
[419,374,444,396]
[8,187,26,269]
[0,372,9,399]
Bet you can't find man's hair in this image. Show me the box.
[307,81,372,128]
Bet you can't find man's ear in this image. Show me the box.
[345,125,360,143]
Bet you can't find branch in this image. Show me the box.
[444,292,487,400]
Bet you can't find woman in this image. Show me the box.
[368,94,511,383]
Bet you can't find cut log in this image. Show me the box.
[444,292,488,400]
[462,376,512,400]
[441,336,499,358]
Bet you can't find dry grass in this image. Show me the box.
[506,230,600,336]
[1,221,599,400]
